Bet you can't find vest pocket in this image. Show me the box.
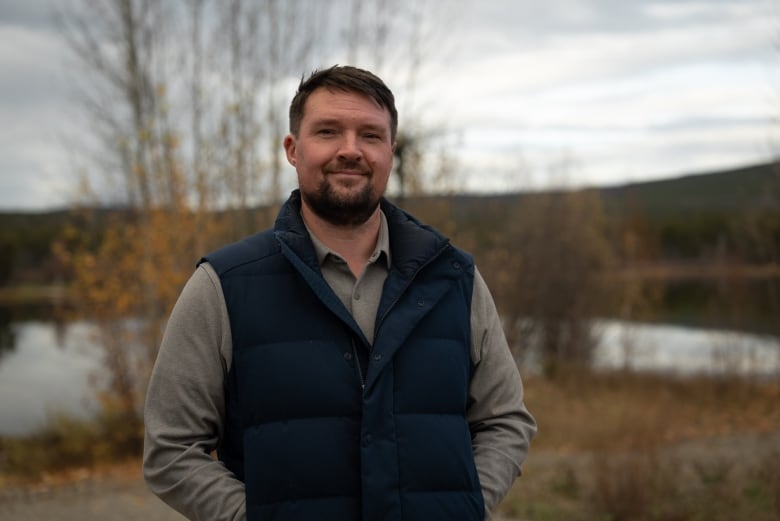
[243,417,361,507]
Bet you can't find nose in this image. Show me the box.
[337,133,363,162]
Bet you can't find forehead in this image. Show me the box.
[302,88,391,128]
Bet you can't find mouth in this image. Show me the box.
[325,161,370,177]
[326,169,370,177]
[325,168,370,177]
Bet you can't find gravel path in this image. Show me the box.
[0,477,185,521]
[0,473,520,521]
[4,431,777,521]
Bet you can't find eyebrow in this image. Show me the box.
[309,118,389,134]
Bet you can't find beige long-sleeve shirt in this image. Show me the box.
[143,214,536,521]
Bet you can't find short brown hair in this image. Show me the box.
[288,65,398,141]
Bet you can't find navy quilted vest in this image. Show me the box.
[203,191,484,521]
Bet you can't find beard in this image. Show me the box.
[301,164,380,227]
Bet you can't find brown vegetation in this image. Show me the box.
[525,371,780,452]
[3,370,779,521]
[499,370,780,521]
[0,412,144,486]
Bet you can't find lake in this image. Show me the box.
[0,318,779,436]
[0,320,101,436]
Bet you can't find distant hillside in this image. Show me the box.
[4,160,777,221]
[594,161,779,260]
[0,160,778,286]
[399,160,780,261]
[597,161,780,217]
[399,161,780,219]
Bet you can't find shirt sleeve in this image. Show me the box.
[143,263,246,521]
[467,267,537,518]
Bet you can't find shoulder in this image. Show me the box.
[200,229,280,277]
[381,198,474,275]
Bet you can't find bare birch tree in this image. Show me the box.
[56,0,463,451]
[57,0,193,447]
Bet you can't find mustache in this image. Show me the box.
[324,159,370,175]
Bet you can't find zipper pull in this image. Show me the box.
[351,338,365,390]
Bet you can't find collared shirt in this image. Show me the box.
[143,209,536,521]
[305,211,391,345]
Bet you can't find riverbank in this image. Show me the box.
[2,372,779,520]
[0,460,185,521]
[2,433,777,521]
[493,371,780,520]
[0,284,69,307]
[0,459,524,521]
[498,431,780,521]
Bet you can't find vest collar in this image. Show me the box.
[274,190,450,280]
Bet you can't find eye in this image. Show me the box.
[316,128,336,136]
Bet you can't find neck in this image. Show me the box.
[301,202,381,277]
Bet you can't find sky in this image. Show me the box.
[0,0,778,210]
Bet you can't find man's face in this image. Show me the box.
[284,88,395,227]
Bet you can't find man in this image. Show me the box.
[143,65,535,521]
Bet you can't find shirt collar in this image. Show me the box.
[304,210,392,270]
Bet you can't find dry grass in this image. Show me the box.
[524,370,780,451]
[3,369,780,520]
[500,370,780,521]
[0,410,143,486]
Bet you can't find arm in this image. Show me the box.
[143,263,246,521]
[467,268,537,517]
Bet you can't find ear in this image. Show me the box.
[283,134,297,166]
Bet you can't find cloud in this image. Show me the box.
[0,0,777,208]
[460,0,772,43]
[433,8,772,100]
[0,21,78,209]
[0,25,71,102]
[0,0,62,29]
[412,0,777,191]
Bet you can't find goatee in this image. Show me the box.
[301,178,379,227]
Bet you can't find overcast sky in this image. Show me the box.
[1,0,778,210]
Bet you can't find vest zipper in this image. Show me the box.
[351,338,365,390]
[354,242,452,391]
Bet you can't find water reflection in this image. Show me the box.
[594,320,780,376]
[657,277,780,337]
[0,320,100,436]
[0,318,778,436]
[0,304,69,362]
[0,307,16,360]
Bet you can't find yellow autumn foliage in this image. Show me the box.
[56,197,230,434]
